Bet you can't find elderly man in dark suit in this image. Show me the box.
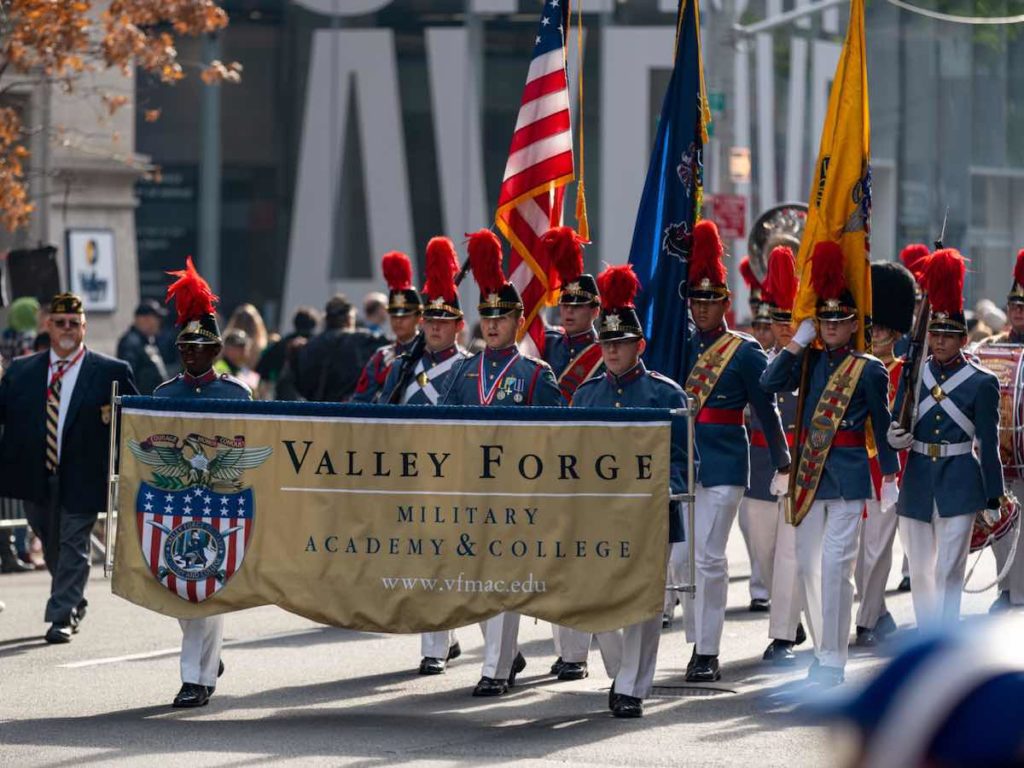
[0,293,138,643]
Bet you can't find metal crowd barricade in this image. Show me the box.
[667,393,698,597]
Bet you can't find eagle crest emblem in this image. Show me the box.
[130,433,271,602]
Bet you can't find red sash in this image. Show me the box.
[557,343,604,403]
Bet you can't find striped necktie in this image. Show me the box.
[45,360,66,473]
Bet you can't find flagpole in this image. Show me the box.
[785,350,811,525]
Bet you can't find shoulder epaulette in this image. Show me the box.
[647,370,685,391]
[522,354,552,369]
[218,373,253,394]
[153,375,182,393]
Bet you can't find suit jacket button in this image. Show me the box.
[615,402,622,408]
[617,388,623,394]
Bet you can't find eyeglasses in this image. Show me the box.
[52,318,83,329]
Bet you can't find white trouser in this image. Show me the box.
[421,630,458,660]
[556,625,593,664]
[768,500,810,643]
[480,612,520,679]
[899,508,974,627]
[992,478,1024,604]
[855,499,898,629]
[739,498,779,601]
[680,484,745,655]
[795,498,863,669]
[180,616,224,687]
[614,615,662,699]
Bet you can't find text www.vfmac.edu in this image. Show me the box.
[380,574,547,593]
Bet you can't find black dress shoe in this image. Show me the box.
[608,680,616,710]
[749,598,771,612]
[208,659,225,695]
[173,682,211,708]
[875,612,897,640]
[472,676,508,697]
[686,646,697,675]
[807,663,844,688]
[419,656,446,675]
[1,558,34,573]
[557,661,588,681]
[762,639,796,665]
[45,623,73,644]
[508,652,527,686]
[447,641,462,661]
[661,614,672,630]
[795,622,807,646]
[612,693,644,718]
[686,654,720,683]
[550,656,565,675]
[990,590,1012,614]
[854,626,877,648]
[897,576,911,592]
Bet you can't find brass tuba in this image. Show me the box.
[746,202,808,283]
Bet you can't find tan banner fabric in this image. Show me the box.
[111,399,672,633]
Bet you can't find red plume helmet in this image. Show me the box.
[467,229,506,296]
[165,255,218,326]
[900,243,930,283]
[423,237,459,303]
[738,256,761,291]
[923,248,966,318]
[541,226,585,287]
[597,265,640,311]
[764,246,797,313]
[381,251,414,291]
[810,241,847,300]
[690,219,727,290]
[1014,248,1024,290]
[596,264,644,341]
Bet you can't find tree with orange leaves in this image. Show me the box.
[0,0,241,231]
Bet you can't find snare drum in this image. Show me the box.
[971,499,1020,553]
[971,344,1024,479]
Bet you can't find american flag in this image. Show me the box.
[495,0,575,357]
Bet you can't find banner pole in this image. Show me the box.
[103,380,120,578]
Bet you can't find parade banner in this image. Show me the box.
[111,398,673,633]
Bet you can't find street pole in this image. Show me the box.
[198,32,222,294]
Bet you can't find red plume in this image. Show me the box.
[541,226,585,287]
[382,251,414,291]
[810,241,847,300]
[423,237,459,302]
[690,219,727,286]
[764,246,797,311]
[899,243,930,283]
[597,265,640,310]
[923,248,966,316]
[165,256,218,326]
[1014,248,1024,288]
[738,256,761,291]
[467,229,506,295]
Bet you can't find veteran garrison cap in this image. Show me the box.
[50,292,84,315]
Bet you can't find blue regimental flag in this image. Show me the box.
[627,0,711,384]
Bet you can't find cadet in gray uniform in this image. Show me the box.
[158,258,252,708]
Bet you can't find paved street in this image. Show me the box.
[0,528,1004,767]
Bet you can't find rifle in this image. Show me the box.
[896,208,946,431]
[379,257,473,404]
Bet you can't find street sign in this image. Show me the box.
[706,194,747,240]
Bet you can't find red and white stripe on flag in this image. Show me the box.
[495,3,575,357]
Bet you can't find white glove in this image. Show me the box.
[792,318,817,348]
[887,422,913,451]
[880,477,899,514]
[770,471,789,498]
